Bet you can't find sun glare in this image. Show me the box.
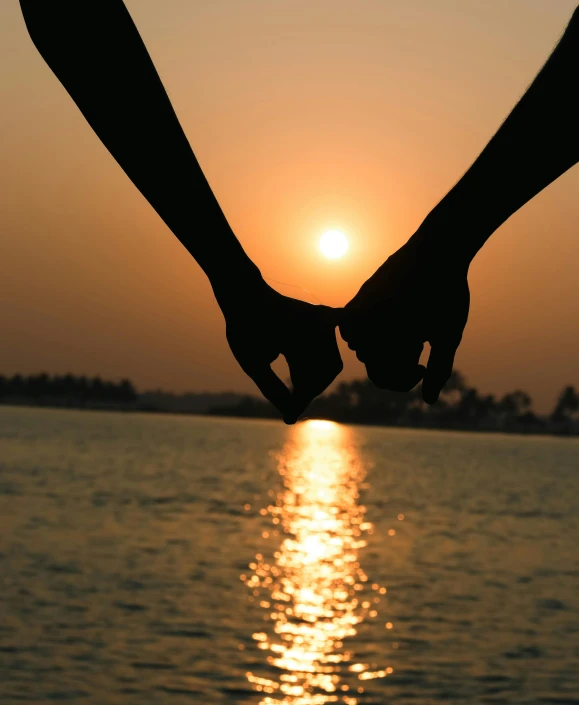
[319,230,348,259]
[242,419,393,701]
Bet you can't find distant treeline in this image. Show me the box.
[208,372,579,436]
[0,373,248,414]
[0,373,137,408]
[2,370,579,435]
[139,390,249,415]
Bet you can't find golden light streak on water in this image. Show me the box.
[242,420,393,704]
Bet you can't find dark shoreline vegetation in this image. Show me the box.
[1,372,579,436]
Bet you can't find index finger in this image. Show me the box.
[422,341,458,404]
[285,352,343,425]
[245,364,293,417]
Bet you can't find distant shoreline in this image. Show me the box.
[2,371,578,437]
[2,399,578,439]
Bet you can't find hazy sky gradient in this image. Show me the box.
[2,1,579,410]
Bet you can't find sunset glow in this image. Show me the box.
[2,2,579,407]
[319,230,349,259]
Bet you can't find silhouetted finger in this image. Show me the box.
[283,385,314,425]
[285,340,344,424]
[338,305,360,347]
[245,364,292,417]
[283,396,310,425]
[422,342,458,404]
[286,360,342,424]
[280,305,344,423]
[287,369,338,423]
[320,305,343,328]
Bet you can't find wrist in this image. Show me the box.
[210,257,269,312]
[411,208,480,274]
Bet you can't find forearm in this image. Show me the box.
[420,6,579,263]
[19,0,261,295]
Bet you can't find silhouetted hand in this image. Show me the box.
[216,279,343,424]
[340,230,470,403]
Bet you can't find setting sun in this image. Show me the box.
[319,230,349,259]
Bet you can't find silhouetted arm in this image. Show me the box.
[341,6,579,403]
[422,4,579,263]
[19,0,255,294]
[20,0,343,422]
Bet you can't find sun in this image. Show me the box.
[319,230,348,259]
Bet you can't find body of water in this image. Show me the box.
[1,406,578,704]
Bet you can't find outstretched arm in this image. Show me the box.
[20,0,252,292]
[341,5,579,403]
[423,4,579,262]
[20,0,342,422]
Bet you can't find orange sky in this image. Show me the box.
[2,0,579,411]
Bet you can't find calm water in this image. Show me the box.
[1,406,579,705]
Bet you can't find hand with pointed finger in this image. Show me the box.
[339,228,470,403]
[216,278,343,424]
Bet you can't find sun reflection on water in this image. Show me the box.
[243,420,392,704]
